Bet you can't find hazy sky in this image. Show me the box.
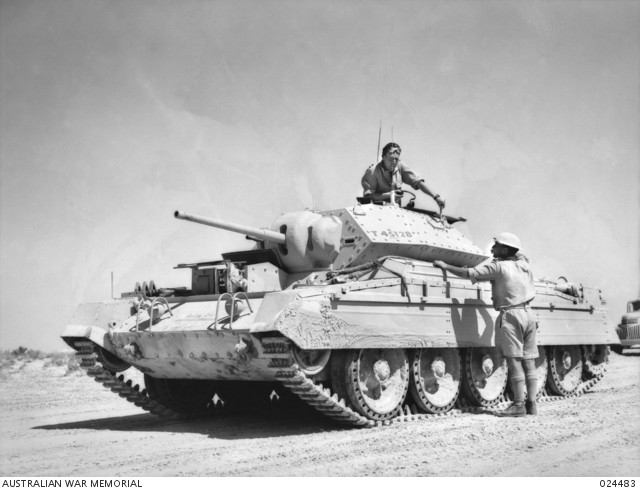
[1,0,638,350]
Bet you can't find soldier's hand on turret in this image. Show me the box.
[434,195,445,209]
[385,189,403,202]
[433,260,447,270]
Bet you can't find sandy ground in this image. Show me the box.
[0,350,639,477]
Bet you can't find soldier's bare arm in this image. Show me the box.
[433,260,469,278]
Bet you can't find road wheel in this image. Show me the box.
[582,344,609,378]
[547,345,583,396]
[462,347,508,406]
[331,349,409,421]
[409,348,461,414]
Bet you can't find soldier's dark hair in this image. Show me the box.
[503,245,519,257]
[382,142,401,156]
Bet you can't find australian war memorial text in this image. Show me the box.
[1,481,141,489]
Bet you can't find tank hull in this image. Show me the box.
[62,258,614,382]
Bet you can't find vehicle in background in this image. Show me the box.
[613,299,640,354]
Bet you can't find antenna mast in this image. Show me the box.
[376,27,393,161]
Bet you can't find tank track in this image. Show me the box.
[75,339,606,425]
[262,337,607,428]
[74,341,223,420]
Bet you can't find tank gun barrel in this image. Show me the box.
[174,211,287,245]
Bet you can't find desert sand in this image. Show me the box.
[0,349,638,477]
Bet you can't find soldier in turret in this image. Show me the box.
[433,232,539,417]
[361,142,446,209]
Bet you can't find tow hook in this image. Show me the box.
[123,342,143,360]
[234,336,254,360]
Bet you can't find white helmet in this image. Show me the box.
[493,232,521,250]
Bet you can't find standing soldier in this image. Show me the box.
[361,142,446,209]
[433,232,539,417]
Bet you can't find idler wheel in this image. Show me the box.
[462,347,508,407]
[547,345,583,396]
[95,345,131,373]
[582,344,608,378]
[409,348,461,414]
[292,347,331,376]
[144,375,217,414]
[331,349,409,420]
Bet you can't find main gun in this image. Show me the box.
[174,211,286,245]
[174,210,342,273]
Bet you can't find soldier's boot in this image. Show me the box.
[496,367,526,417]
[494,402,527,418]
[525,400,537,416]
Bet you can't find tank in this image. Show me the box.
[61,199,617,426]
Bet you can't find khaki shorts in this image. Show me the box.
[496,308,539,359]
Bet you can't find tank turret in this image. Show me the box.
[318,202,488,269]
[175,202,488,274]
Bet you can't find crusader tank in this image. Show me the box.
[61,196,617,426]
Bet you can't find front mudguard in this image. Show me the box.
[61,299,136,355]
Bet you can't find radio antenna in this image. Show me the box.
[376,26,394,161]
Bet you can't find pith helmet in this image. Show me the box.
[493,232,521,250]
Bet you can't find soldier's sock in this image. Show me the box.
[506,357,525,404]
[523,358,538,402]
[511,378,526,404]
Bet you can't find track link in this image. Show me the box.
[75,341,222,420]
[262,337,373,427]
[262,339,608,428]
